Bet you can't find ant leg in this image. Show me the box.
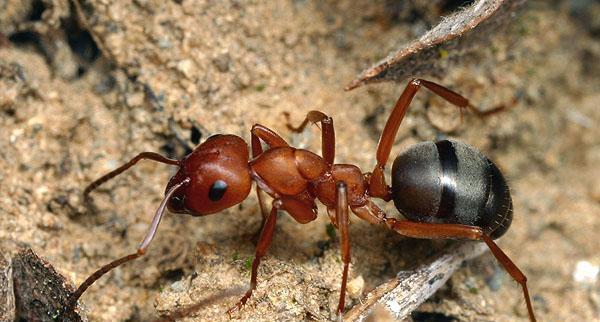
[423,81,513,132]
[228,196,318,314]
[67,178,190,310]
[251,124,289,152]
[278,195,318,224]
[335,182,351,314]
[251,124,289,219]
[284,111,335,165]
[351,199,387,225]
[419,79,512,117]
[84,152,180,198]
[370,79,498,200]
[384,218,536,322]
[369,79,421,200]
[228,203,279,315]
[255,188,269,222]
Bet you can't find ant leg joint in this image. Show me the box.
[272,199,283,209]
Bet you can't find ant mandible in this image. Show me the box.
[68,79,536,321]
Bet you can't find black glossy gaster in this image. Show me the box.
[391,139,513,239]
[434,140,457,218]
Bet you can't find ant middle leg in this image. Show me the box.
[334,182,351,314]
[384,218,536,322]
[284,110,335,165]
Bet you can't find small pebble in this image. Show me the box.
[573,260,599,285]
[347,275,364,299]
[177,59,196,78]
[213,53,231,72]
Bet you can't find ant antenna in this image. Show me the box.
[67,178,190,311]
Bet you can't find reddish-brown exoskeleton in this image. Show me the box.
[69,79,536,321]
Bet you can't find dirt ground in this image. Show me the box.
[0,0,598,321]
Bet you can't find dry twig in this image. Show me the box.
[346,0,525,90]
[345,242,488,321]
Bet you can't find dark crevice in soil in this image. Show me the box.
[439,0,477,14]
[7,3,102,80]
[28,0,46,22]
[411,311,459,322]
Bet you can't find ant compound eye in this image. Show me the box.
[208,180,228,201]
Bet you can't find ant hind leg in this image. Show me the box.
[384,218,537,322]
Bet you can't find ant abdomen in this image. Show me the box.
[391,139,513,239]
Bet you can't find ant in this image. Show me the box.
[68,79,536,321]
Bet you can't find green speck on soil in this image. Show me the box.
[438,48,449,59]
[326,223,336,239]
[244,257,253,271]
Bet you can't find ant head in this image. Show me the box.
[166,134,252,215]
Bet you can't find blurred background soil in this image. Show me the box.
[0,0,598,321]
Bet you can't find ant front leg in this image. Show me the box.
[370,79,489,201]
[284,110,335,165]
[227,204,279,315]
[250,124,289,219]
[227,195,317,315]
[384,218,537,322]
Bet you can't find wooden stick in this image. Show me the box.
[344,242,487,321]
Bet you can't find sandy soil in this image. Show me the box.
[0,0,598,321]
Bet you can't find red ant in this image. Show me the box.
[68,79,536,321]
